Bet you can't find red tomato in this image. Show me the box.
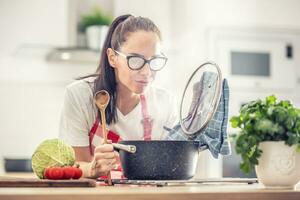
[43,167,51,179]
[49,167,64,180]
[73,167,83,179]
[62,166,76,179]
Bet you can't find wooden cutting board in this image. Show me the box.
[0,177,97,187]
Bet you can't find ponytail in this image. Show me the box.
[94,14,132,124]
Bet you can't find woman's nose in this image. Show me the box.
[139,62,151,76]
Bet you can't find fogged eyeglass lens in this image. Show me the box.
[150,58,167,70]
[128,57,145,69]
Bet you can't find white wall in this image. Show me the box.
[0,0,70,56]
[203,0,300,28]
[114,0,171,41]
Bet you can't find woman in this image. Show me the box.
[59,14,178,178]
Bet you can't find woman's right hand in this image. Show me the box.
[88,142,119,178]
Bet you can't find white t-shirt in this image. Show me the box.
[59,78,179,147]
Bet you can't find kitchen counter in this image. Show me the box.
[0,173,299,200]
[0,183,300,200]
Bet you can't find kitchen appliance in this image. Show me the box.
[4,158,33,172]
[207,27,298,90]
[115,62,223,180]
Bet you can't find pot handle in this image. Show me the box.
[198,144,208,152]
[112,143,136,153]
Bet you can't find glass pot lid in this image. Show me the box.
[179,62,223,136]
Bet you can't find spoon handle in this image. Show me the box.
[100,109,112,185]
[100,109,108,143]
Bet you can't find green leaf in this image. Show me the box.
[266,95,276,106]
[247,145,256,157]
[285,118,294,130]
[240,161,252,174]
[286,132,299,146]
[280,100,292,108]
[255,119,278,134]
[267,106,275,116]
[230,116,240,128]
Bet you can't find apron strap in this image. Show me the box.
[140,94,153,141]
[88,119,99,156]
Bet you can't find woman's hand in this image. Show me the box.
[88,141,119,178]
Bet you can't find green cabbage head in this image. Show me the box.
[31,139,75,179]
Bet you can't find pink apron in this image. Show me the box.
[88,94,153,179]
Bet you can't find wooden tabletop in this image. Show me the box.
[0,173,299,200]
[0,183,300,200]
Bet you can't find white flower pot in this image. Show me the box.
[255,141,300,189]
[86,25,109,51]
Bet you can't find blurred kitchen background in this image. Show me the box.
[0,0,300,178]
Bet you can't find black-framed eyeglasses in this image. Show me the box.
[113,49,168,71]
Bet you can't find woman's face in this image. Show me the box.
[108,30,162,94]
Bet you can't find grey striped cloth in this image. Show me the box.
[164,79,231,158]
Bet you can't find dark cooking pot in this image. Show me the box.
[117,140,204,180]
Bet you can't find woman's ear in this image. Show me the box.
[107,48,117,68]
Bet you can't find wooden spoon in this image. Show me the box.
[94,90,112,185]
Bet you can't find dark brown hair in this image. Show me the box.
[82,14,161,124]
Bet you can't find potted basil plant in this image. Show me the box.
[79,7,112,51]
[230,95,300,189]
